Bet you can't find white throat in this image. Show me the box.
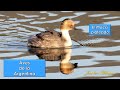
[61,30,72,47]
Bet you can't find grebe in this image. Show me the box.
[27,18,76,48]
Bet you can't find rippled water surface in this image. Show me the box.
[0,11,120,79]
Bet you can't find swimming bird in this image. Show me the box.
[27,18,76,48]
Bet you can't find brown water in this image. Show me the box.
[0,11,120,79]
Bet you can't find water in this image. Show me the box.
[0,11,120,79]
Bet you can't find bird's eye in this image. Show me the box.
[70,25,73,28]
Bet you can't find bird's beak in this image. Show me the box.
[73,63,78,68]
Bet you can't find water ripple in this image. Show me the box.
[30,16,78,24]
[88,14,109,17]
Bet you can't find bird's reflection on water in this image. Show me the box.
[28,47,78,74]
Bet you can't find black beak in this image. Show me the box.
[73,63,78,68]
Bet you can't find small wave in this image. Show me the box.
[88,14,109,17]
[103,20,120,26]
[102,16,120,19]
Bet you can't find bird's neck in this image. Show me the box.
[61,30,72,47]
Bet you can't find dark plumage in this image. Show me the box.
[28,30,64,48]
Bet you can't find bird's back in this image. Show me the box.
[28,30,64,48]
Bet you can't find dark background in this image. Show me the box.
[0,0,119,10]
